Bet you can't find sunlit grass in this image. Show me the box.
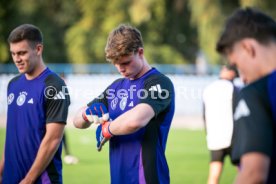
[0,128,236,183]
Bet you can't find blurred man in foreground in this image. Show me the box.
[216,7,276,184]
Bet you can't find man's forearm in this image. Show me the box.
[235,170,266,184]
[0,151,4,183]
[73,106,92,129]
[109,103,154,135]
[21,124,64,183]
[22,137,62,183]
[235,153,270,184]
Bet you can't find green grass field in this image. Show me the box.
[0,128,236,183]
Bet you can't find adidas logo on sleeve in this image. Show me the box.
[234,99,250,121]
[53,91,66,100]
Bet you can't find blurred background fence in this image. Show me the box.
[0,63,221,75]
[0,63,220,129]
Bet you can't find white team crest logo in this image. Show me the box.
[111,97,118,110]
[17,92,27,106]
[119,95,128,111]
[7,93,15,105]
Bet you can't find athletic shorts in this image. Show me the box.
[210,147,231,162]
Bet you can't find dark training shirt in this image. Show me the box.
[89,68,175,184]
[232,70,276,184]
[3,68,70,184]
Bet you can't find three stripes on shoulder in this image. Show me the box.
[53,91,66,100]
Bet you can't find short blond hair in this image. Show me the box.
[105,24,143,63]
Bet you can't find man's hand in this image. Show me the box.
[19,177,34,184]
[0,151,5,184]
[96,121,114,151]
[82,103,109,124]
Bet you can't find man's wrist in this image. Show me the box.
[23,173,36,184]
[82,111,89,123]
[102,122,113,139]
[107,123,114,137]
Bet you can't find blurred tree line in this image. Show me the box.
[0,0,276,65]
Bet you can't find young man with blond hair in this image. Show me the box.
[73,24,175,184]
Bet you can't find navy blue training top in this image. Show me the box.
[232,70,276,184]
[3,68,70,184]
[89,68,175,184]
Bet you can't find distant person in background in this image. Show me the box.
[0,24,70,183]
[216,7,276,184]
[62,132,79,165]
[202,65,240,184]
[59,72,79,165]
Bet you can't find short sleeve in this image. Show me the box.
[139,74,174,117]
[44,74,71,124]
[231,80,273,165]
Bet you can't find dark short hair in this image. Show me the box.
[8,24,43,46]
[216,7,276,54]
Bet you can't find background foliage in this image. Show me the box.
[1,0,276,64]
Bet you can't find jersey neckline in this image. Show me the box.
[23,67,50,81]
